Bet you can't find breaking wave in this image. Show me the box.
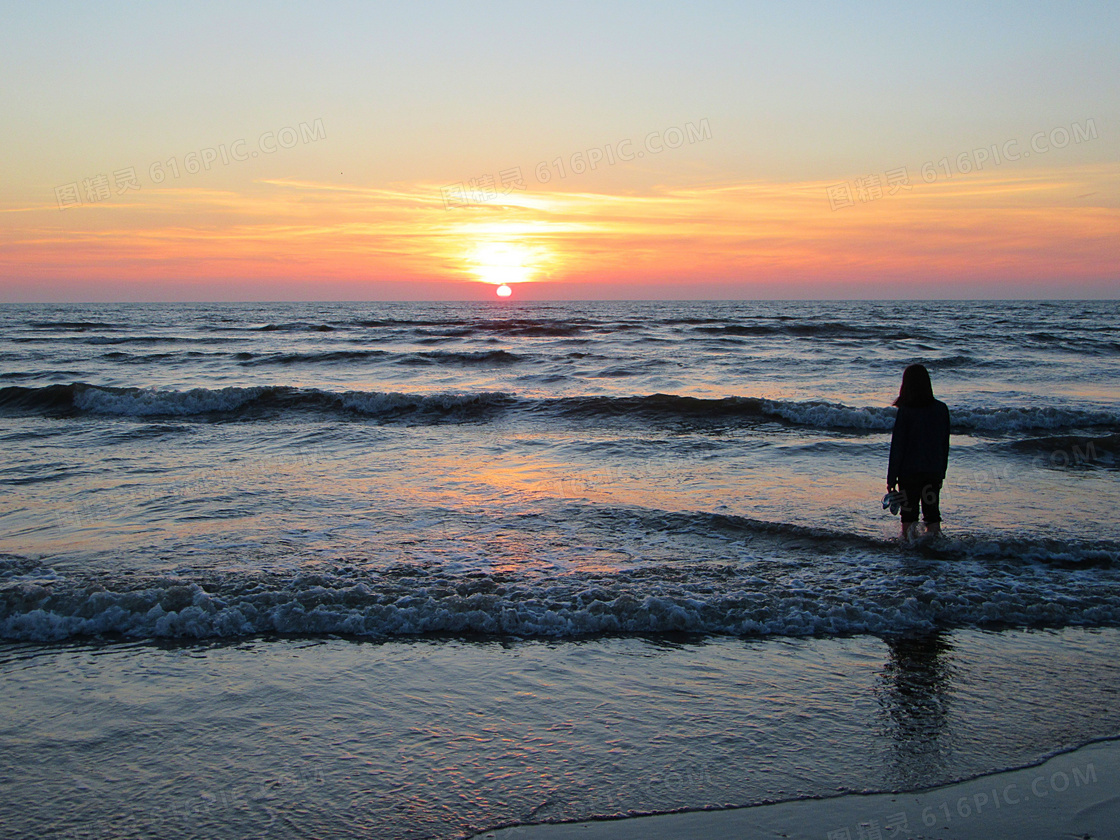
[2,517,1118,642]
[2,383,1118,435]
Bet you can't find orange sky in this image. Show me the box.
[3,164,1117,300]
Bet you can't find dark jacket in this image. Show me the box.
[887,399,950,486]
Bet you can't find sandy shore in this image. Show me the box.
[475,737,1119,840]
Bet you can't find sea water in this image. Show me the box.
[1,300,1118,838]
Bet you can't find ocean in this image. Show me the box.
[2,299,1118,838]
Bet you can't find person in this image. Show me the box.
[887,364,950,540]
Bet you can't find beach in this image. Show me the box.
[477,737,1120,840]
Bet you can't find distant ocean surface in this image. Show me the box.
[2,300,1119,839]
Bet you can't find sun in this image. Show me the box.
[495,284,512,298]
[464,239,547,286]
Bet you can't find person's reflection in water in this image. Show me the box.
[876,631,954,788]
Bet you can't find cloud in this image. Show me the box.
[2,164,1117,300]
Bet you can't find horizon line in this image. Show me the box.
[1,297,1117,305]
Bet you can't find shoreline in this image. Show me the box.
[474,736,1120,839]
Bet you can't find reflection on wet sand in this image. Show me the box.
[877,632,954,788]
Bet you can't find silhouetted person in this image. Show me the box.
[887,364,950,540]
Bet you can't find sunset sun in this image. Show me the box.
[462,235,552,288]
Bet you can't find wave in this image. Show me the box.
[28,321,122,330]
[13,335,245,346]
[0,383,516,421]
[343,317,593,337]
[1023,331,1120,355]
[332,317,916,341]
[417,323,587,338]
[257,322,336,332]
[0,370,89,381]
[1007,433,1119,467]
[237,349,390,366]
[2,383,1117,434]
[922,354,989,369]
[394,350,525,366]
[690,322,913,340]
[195,316,566,334]
[99,351,197,364]
[2,521,1117,642]
[952,406,1120,434]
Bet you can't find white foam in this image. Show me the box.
[761,399,895,431]
[954,405,1120,433]
[3,545,1118,643]
[74,385,269,416]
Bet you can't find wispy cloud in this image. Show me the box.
[3,164,1117,298]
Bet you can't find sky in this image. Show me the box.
[1,0,1117,301]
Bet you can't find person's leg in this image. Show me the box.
[919,477,943,536]
[898,476,921,539]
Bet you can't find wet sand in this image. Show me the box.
[476,737,1119,840]
[3,630,1119,838]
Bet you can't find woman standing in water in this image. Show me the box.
[887,364,950,540]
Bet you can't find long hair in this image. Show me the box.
[894,363,935,407]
